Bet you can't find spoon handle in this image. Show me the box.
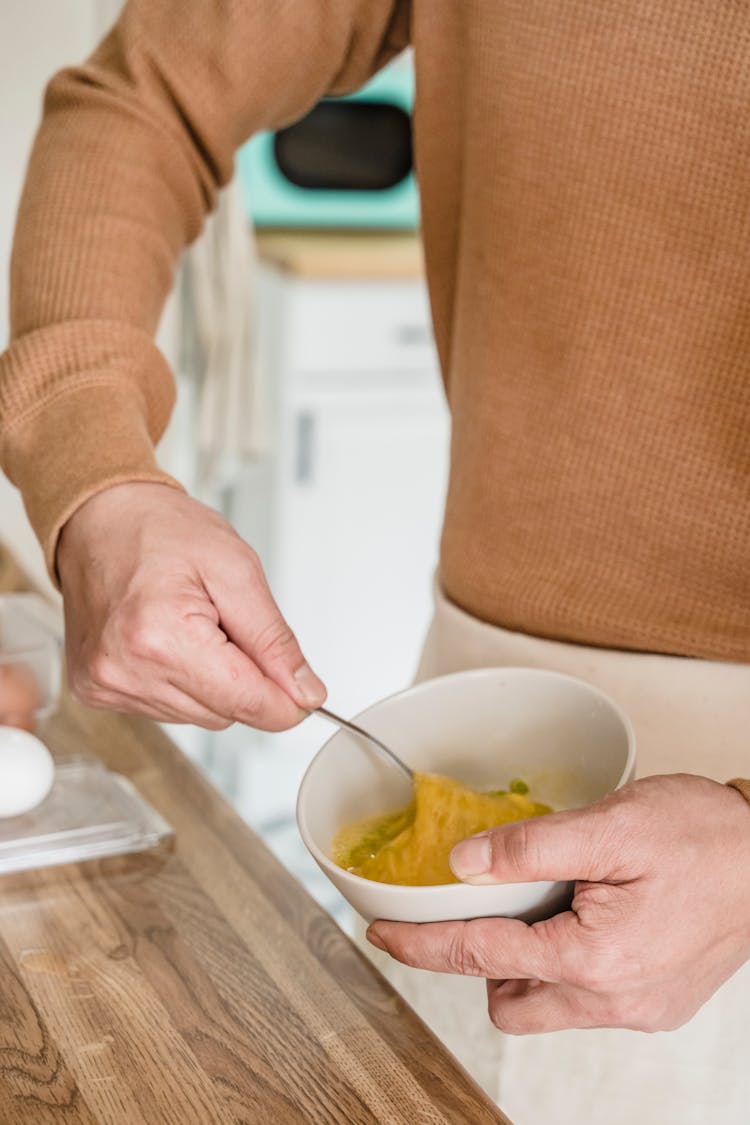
[315,706,414,781]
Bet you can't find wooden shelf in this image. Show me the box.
[256,229,425,280]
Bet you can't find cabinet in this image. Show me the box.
[225,251,450,834]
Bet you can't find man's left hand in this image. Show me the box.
[367,774,750,1034]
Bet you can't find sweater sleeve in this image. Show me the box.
[0,0,409,580]
[727,779,750,808]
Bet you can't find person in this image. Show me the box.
[1,3,748,1122]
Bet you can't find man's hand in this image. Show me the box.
[367,774,750,1034]
[57,482,326,730]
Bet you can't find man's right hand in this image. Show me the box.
[57,482,326,731]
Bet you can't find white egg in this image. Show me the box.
[0,726,55,818]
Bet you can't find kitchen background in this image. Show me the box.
[1,2,449,925]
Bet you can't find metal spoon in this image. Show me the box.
[315,706,414,781]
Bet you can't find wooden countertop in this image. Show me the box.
[0,549,508,1124]
[256,230,425,280]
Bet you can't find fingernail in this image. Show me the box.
[293,662,327,707]
[366,926,387,951]
[450,834,491,880]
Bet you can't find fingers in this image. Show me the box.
[120,599,309,732]
[157,684,234,730]
[486,978,604,1034]
[72,593,308,732]
[366,917,562,982]
[368,914,657,1034]
[69,667,233,728]
[167,634,308,731]
[486,976,658,1034]
[202,551,327,710]
[449,801,628,886]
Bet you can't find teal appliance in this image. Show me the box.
[236,56,418,229]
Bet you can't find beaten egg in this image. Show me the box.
[332,772,551,886]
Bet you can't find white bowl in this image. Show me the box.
[297,667,635,924]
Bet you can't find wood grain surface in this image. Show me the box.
[0,549,509,1124]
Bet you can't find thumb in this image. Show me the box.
[449,802,626,886]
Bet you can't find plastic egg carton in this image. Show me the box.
[0,595,173,874]
[0,593,62,728]
[0,755,173,875]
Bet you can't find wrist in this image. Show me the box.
[57,481,182,579]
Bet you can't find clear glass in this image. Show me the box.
[0,593,62,727]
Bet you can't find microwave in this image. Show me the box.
[236,55,418,229]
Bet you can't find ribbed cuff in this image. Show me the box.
[727,779,750,808]
[0,322,185,584]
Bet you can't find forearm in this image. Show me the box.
[0,0,408,578]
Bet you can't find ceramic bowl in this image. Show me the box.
[297,667,635,923]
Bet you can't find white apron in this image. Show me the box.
[359,579,750,1125]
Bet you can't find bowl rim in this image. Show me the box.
[296,665,636,895]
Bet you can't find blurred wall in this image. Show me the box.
[0,1,101,591]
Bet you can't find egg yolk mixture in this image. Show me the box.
[332,772,552,886]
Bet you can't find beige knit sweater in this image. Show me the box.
[0,1,749,669]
